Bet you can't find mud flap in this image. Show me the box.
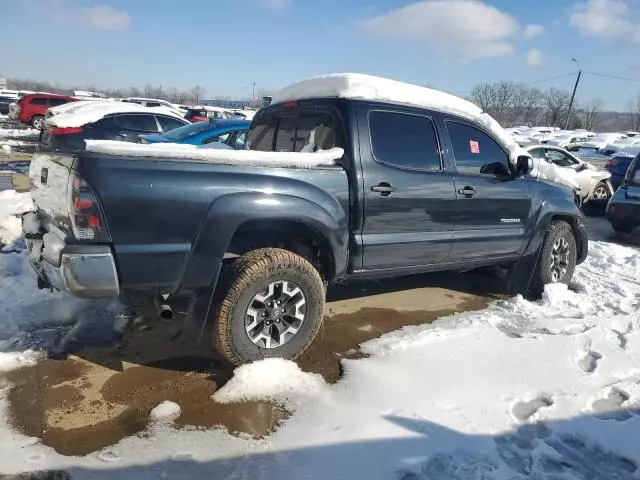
[506,243,544,296]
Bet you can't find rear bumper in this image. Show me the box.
[27,231,120,299]
[606,189,640,228]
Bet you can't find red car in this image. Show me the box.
[13,93,79,129]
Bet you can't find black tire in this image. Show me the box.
[213,248,325,366]
[530,221,577,297]
[31,115,44,129]
[612,222,634,234]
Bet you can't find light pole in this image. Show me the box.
[565,58,582,129]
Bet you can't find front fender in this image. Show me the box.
[180,191,349,291]
[523,196,588,266]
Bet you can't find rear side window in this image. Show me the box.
[248,112,335,152]
[156,115,185,132]
[446,121,510,177]
[369,111,440,170]
[113,114,158,132]
[29,97,48,105]
[48,98,69,107]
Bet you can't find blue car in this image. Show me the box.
[606,151,640,233]
[605,147,640,190]
[138,119,250,149]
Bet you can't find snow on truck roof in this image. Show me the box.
[47,101,185,128]
[271,73,528,163]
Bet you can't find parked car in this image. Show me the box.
[605,146,640,190]
[526,144,613,204]
[576,133,627,156]
[138,119,250,149]
[25,73,587,365]
[11,93,79,128]
[184,106,231,122]
[606,151,640,233]
[121,97,183,116]
[39,101,189,152]
[0,95,15,115]
[546,133,589,152]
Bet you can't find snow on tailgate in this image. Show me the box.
[271,73,529,163]
[85,140,345,168]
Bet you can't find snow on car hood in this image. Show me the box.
[271,73,529,165]
[85,140,344,168]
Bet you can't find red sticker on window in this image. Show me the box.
[470,140,480,154]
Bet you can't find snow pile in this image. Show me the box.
[0,190,33,246]
[48,102,185,128]
[272,73,530,164]
[0,128,39,140]
[0,349,41,372]
[214,358,327,407]
[149,401,181,422]
[86,140,344,168]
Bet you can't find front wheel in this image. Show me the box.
[31,115,44,129]
[591,181,611,203]
[530,221,577,297]
[213,248,325,366]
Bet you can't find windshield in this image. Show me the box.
[161,121,212,141]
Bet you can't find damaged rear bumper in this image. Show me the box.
[26,223,120,299]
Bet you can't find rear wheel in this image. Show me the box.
[530,221,577,297]
[213,248,325,366]
[31,115,44,129]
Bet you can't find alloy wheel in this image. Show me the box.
[245,280,307,349]
[549,237,570,282]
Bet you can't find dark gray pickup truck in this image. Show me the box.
[25,75,588,365]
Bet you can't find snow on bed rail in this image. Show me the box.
[85,140,344,168]
[272,73,530,164]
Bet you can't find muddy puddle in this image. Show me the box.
[4,284,489,456]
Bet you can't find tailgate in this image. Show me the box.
[29,153,75,231]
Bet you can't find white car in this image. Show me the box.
[526,144,613,204]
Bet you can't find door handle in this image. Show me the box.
[371,182,395,196]
[457,186,475,198]
[116,133,128,139]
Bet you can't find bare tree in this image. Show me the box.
[544,89,572,127]
[580,98,603,131]
[190,85,206,105]
[627,93,640,131]
[469,82,497,114]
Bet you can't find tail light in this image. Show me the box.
[68,173,111,242]
[606,159,617,168]
[49,126,84,135]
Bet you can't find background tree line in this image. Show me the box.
[5,78,274,108]
[468,80,640,132]
[6,77,639,131]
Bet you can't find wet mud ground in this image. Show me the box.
[2,272,498,456]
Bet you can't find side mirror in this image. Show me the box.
[516,156,533,176]
[480,162,510,177]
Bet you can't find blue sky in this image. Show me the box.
[1,0,640,110]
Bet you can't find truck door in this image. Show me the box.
[359,106,457,270]
[442,118,532,261]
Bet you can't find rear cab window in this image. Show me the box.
[247,109,336,153]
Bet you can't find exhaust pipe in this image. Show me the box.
[153,296,173,321]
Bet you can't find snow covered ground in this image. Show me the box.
[0,120,39,154]
[0,185,639,479]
